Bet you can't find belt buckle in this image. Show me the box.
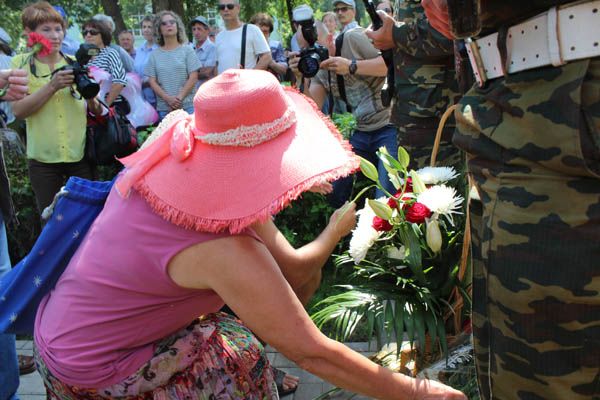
[465,38,487,87]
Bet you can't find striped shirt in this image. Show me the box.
[144,45,201,112]
[88,47,127,86]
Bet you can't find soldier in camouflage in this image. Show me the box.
[421,1,600,399]
[367,0,463,169]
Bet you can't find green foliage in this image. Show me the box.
[4,144,41,263]
[310,148,470,357]
[331,112,356,140]
[274,192,334,247]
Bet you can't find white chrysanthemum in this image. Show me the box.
[349,199,385,264]
[416,166,458,185]
[417,185,464,224]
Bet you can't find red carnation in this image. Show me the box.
[404,202,432,224]
[372,216,393,232]
[27,32,52,57]
[404,177,413,193]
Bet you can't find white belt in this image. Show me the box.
[466,0,600,86]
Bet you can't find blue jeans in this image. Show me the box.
[158,105,194,121]
[328,125,398,208]
[0,214,19,400]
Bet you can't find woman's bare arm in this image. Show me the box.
[167,235,465,400]
[251,203,356,304]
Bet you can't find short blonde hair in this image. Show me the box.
[21,1,66,32]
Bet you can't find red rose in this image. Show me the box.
[404,202,432,224]
[27,32,52,57]
[372,216,393,232]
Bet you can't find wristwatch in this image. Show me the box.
[349,58,357,75]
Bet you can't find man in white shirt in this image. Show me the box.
[215,0,271,74]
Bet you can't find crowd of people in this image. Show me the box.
[0,0,598,399]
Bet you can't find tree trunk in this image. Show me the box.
[286,0,295,32]
[100,0,128,35]
[152,0,185,19]
[152,0,170,13]
[169,0,185,19]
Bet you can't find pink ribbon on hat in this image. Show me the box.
[115,112,195,197]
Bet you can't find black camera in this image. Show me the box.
[54,44,100,99]
[296,13,328,78]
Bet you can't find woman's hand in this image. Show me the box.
[165,95,182,110]
[421,0,455,40]
[328,202,357,239]
[0,69,28,101]
[412,377,467,400]
[49,68,75,92]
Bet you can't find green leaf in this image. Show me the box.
[378,147,404,174]
[404,304,415,344]
[397,146,410,170]
[368,199,394,221]
[359,156,379,183]
[413,305,427,355]
[394,299,406,354]
[384,300,395,339]
[424,310,438,355]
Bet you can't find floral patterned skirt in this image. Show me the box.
[34,312,279,399]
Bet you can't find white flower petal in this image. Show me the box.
[417,185,464,224]
[349,198,385,263]
[416,166,459,185]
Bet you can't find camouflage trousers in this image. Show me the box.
[397,125,463,170]
[454,59,600,399]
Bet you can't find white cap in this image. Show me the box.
[292,4,314,22]
[333,0,356,8]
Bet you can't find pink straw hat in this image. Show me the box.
[116,69,359,233]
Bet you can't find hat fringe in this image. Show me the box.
[135,162,358,234]
[133,85,360,234]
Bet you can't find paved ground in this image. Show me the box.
[16,340,377,400]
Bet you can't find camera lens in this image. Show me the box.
[74,74,100,99]
[298,52,321,78]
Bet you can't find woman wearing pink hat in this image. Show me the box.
[32,69,465,400]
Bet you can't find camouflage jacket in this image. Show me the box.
[390,0,461,131]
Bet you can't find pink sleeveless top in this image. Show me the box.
[34,187,256,388]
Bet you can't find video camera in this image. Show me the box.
[294,5,329,78]
[53,43,100,99]
[363,0,394,107]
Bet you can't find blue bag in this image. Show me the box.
[0,177,113,335]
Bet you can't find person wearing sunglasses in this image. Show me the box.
[82,19,129,116]
[145,11,199,121]
[332,0,358,33]
[11,2,103,214]
[215,0,272,74]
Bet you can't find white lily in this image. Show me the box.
[426,217,443,254]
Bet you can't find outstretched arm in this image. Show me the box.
[251,202,356,304]
[167,234,465,400]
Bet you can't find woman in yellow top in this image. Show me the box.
[11,1,103,214]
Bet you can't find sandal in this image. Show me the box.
[272,367,299,397]
[19,354,36,375]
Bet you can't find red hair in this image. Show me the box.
[21,1,66,32]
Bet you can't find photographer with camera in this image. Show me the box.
[289,1,397,207]
[365,0,461,170]
[11,1,104,214]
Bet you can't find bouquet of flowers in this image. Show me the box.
[312,146,470,358]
